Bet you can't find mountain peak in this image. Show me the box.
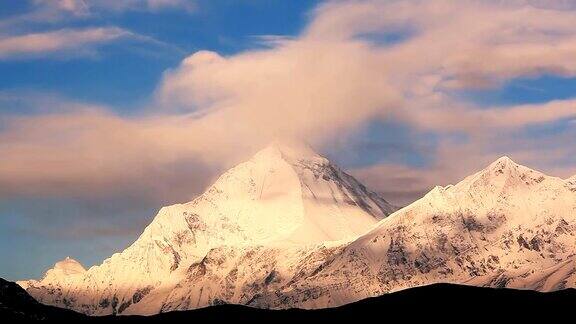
[253,141,327,165]
[456,155,549,191]
[52,257,85,275]
[488,156,519,171]
[18,139,397,315]
[483,156,540,180]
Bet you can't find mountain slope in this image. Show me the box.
[251,157,576,308]
[136,156,576,314]
[4,277,575,322]
[17,153,575,315]
[18,143,396,315]
[467,255,576,291]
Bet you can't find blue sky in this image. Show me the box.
[0,1,317,109]
[1,0,575,281]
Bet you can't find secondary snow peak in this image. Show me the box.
[453,155,551,193]
[53,257,86,275]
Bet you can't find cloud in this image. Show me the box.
[308,0,576,82]
[157,42,401,143]
[0,104,226,201]
[0,1,195,38]
[158,0,576,136]
[0,27,130,59]
[400,99,576,133]
[33,0,90,15]
[32,0,195,15]
[0,25,184,60]
[92,0,195,13]
[1,0,576,219]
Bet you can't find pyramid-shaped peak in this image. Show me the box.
[491,156,518,167]
[497,156,513,162]
[453,155,553,192]
[464,155,550,187]
[484,156,526,175]
[253,140,327,165]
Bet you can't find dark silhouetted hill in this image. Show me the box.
[2,277,574,322]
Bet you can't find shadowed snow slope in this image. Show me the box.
[18,143,396,315]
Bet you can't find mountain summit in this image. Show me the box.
[18,143,396,315]
[460,155,551,189]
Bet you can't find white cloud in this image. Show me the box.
[0,27,129,59]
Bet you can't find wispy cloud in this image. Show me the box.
[0,27,130,59]
[0,1,193,58]
[0,2,194,38]
[31,0,195,17]
[0,26,185,60]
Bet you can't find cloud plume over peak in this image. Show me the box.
[157,39,400,143]
[1,0,576,210]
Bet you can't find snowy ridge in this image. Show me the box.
[18,143,395,315]
[247,156,576,308]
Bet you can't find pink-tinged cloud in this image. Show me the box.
[0,106,241,200]
[1,0,576,205]
[402,99,576,133]
[159,0,576,136]
[0,27,129,59]
[157,41,401,143]
[32,0,194,15]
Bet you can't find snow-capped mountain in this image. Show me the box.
[18,143,396,315]
[18,152,575,315]
[248,157,576,308]
[129,156,575,314]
